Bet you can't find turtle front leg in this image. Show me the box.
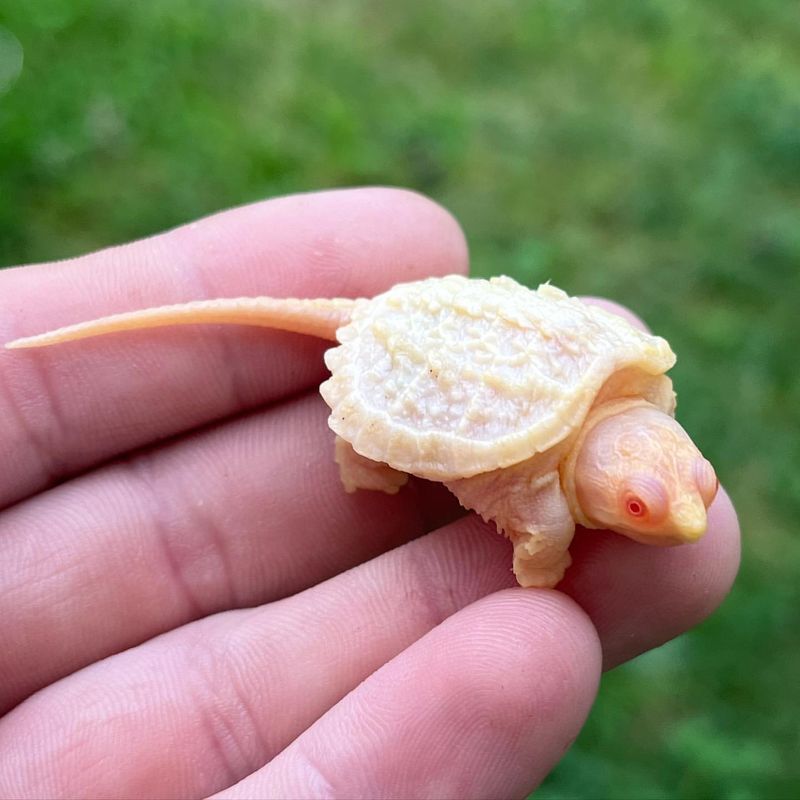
[446,458,575,588]
[334,436,409,495]
[505,490,575,588]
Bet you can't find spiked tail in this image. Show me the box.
[5,296,357,349]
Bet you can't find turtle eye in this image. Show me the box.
[621,477,668,525]
[626,496,646,517]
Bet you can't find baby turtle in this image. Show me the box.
[6,274,718,587]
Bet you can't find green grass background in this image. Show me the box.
[1,1,797,797]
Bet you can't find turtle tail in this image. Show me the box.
[5,296,357,349]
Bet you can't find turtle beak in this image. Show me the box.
[668,498,708,542]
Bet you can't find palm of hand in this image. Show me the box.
[0,189,739,799]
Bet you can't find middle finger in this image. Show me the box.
[0,392,461,715]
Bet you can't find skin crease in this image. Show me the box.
[0,189,740,799]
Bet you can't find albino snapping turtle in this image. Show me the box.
[5,274,719,587]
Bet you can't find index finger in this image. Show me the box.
[0,188,468,509]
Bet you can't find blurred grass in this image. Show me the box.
[1,1,797,797]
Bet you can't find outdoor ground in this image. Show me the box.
[1,1,797,797]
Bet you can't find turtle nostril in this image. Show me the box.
[694,457,719,507]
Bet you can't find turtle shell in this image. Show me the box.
[320,275,676,480]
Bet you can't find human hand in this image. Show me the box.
[0,189,740,799]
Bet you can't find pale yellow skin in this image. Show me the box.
[5,275,718,588]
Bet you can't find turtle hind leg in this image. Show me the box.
[334,437,408,495]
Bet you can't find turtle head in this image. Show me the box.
[572,404,718,545]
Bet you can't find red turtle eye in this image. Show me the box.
[621,477,668,524]
[626,497,647,517]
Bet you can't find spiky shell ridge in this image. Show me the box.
[320,275,676,480]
